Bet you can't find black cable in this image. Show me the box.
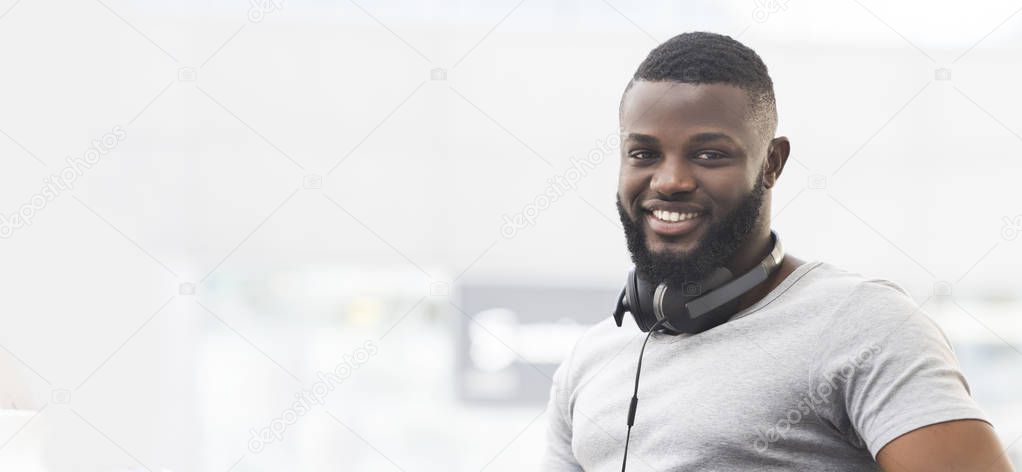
[621,318,667,472]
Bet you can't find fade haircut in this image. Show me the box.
[621,31,778,138]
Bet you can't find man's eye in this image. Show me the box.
[695,151,726,160]
[629,150,656,160]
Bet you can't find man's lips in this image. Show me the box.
[644,208,706,237]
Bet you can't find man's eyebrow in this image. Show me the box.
[625,133,659,144]
[689,132,738,145]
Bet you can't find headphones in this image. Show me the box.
[612,229,785,334]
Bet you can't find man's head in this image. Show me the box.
[616,31,790,287]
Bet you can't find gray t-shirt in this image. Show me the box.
[543,260,990,471]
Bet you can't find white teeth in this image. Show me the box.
[652,210,701,222]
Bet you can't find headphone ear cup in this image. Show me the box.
[623,268,640,328]
[626,268,658,332]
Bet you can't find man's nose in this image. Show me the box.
[651,156,697,196]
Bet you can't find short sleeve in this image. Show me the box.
[811,281,990,459]
[542,355,584,471]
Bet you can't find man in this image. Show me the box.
[542,32,1013,471]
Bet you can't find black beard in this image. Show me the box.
[616,173,766,288]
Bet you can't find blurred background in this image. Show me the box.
[0,0,1021,470]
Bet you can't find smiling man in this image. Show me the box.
[542,32,1013,471]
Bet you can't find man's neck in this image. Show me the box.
[735,252,804,313]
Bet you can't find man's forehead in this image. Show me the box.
[620,80,756,135]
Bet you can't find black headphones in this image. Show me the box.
[612,229,785,334]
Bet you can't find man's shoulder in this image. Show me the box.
[740,260,929,352]
[795,260,906,295]
[804,262,949,357]
[787,261,917,314]
[811,262,921,321]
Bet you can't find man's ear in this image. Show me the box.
[763,137,790,189]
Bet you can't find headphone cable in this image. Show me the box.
[621,318,666,472]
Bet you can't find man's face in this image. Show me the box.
[616,81,770,286]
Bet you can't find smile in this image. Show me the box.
[650,210,702,222]
[645,210,705,237]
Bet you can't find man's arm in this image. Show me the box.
[877,419,1015,472]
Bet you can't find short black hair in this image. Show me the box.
[621,31,777,136]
